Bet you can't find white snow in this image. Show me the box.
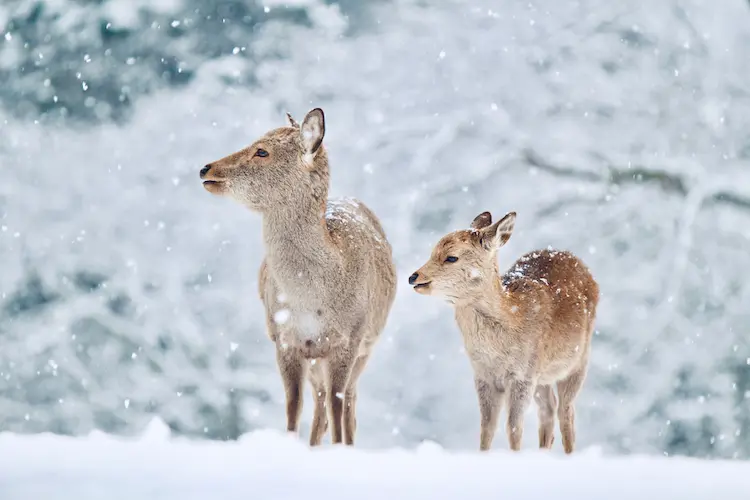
[0,420,748,500]
[273,309,291,325]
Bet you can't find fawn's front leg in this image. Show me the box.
[475,377,505,451]
[276,346,306,433]
[507,379,533,451]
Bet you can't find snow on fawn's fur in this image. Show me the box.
[200,108,397,446]
[409,211,599,453]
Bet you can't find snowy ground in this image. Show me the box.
[1,420,749,500]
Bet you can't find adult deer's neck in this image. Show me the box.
[261,196,340,296]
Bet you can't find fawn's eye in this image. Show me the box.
[255,148,269,158]
[445,256,458,263]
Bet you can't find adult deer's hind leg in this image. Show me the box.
[343,354,370,445]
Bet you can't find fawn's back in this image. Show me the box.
[498,249,598,384]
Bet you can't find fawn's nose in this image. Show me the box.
[200,164,212,178]
[408,272,419,285]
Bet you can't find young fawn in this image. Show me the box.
[409,211,598,453]
[200,108,397,446]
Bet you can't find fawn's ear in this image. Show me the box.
[471,211,492,230]
[300,108,325,156]
[481,211,516,250]
[286,112,299,128]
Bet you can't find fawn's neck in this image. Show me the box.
[455,268,515,325]
[261,197,340,299]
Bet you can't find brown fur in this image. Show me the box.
[201,109,397,446]
[410,211,598,453]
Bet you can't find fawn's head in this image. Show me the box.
[200,108,329,212]
[409,211,516,302]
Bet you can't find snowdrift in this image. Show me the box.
[1,419,748,500]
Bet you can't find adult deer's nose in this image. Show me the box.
[408,272,419,285]
[200,164,212,178]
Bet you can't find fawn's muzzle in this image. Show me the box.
[408,272,419,285]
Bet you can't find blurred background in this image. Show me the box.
[1,0,749,459]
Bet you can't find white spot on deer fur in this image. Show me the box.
[273,309,291,325]
[277,293,287,303]
[310,359,316,365]
[335,392,344,399]
[296,312,321,340]
[575,345,580,352]
[510,305,519,313]
[533,304,541,312]
[539,278,548,285]
[470,268,481,278]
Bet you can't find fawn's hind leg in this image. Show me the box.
[534,384,557,449]
[557,365,588,454]
[309,362,328,446]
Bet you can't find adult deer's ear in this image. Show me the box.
[285,112,299,128]
[300,108,325,156]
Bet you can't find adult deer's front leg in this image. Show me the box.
[326,348,356,444]
[276,346,306,433]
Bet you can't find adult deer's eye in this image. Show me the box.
[255,149,269,158]
[445,256,458,263]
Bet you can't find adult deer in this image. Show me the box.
[201,109,397,446]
